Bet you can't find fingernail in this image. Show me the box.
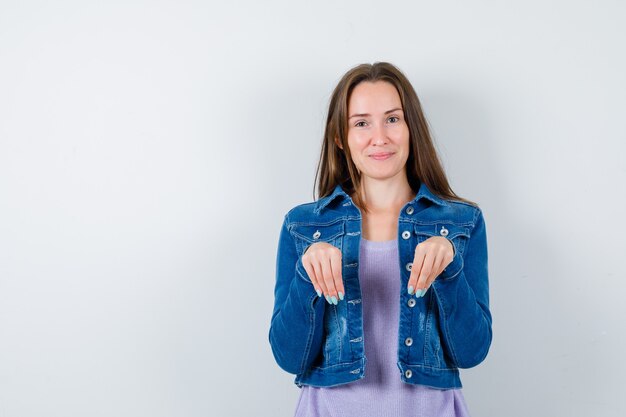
[331,296,338,305]
[408,285,414,295]
[338,292,344,301]
[416,289,425,298]
[316,289,322,297]
[325,295,331,304]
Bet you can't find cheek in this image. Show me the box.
[396,129,410,152]
[347,134,368,153]
[391,125,409,140]
[347,130,367,143]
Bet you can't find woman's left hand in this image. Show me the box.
[407,236,455,297]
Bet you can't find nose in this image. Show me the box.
[372,122,388,145]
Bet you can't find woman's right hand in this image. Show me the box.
[301,242,344,305]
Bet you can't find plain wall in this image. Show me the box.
[1,1,625,416]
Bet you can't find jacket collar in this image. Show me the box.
[314,180,448,214]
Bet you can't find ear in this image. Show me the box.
[334,136,343,150]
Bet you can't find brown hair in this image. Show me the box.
[313,62,478,213]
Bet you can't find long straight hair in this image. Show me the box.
[314,62,477,213]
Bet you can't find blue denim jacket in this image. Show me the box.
[268,181,492,389]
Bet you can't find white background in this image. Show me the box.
[1,1,625,416]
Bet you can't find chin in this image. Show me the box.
[362,171,402,181]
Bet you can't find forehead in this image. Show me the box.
[348,81,402,111]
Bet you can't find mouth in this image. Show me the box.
[369,152,394,160]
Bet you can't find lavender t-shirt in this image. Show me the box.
[293,237,471,417]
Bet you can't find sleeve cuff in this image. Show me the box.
[296,257,313,284]
[438,238,463,280]
[289,257,322,313]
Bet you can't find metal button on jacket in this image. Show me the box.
[407,298,416,307]
[313,230,321,239]
[405,337,413,346]
[405,369,413,378]
[439,226,449,237]
[405,262,413,271]
[402,230,411,239]
[405,206,414,215]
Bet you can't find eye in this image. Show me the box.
[388,116,400,123]
[354,121,367,127]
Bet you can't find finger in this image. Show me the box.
[330,249,344,301]
[422,249,447,296]
[320,252,338,305]
[303,256,325,299]
[415,248,436,297]
[313,259,335,304]
[407,243,426,295]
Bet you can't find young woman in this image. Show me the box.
[269,62,492,417]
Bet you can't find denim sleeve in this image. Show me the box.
[431,207,493,368]
[268,214,326,375]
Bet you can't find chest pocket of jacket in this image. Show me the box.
[413,222,471,257]
[290,220,346,256]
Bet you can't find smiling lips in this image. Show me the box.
[370,152,394,160]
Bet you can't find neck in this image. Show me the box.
[358,174,415,213]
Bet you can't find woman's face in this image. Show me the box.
[340,80,410,183]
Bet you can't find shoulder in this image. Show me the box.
[283,201,321,225]
[282,197,348,238]
[284,201,326,229]
[442,199,486,238]
[283,188,347,223]
[436,197,481,220]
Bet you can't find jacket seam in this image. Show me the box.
[333,305,342,361]
[298,294,317,375]
[309,358,363,370]
[402,363,459,372]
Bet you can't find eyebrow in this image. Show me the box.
[348,108,403,119]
